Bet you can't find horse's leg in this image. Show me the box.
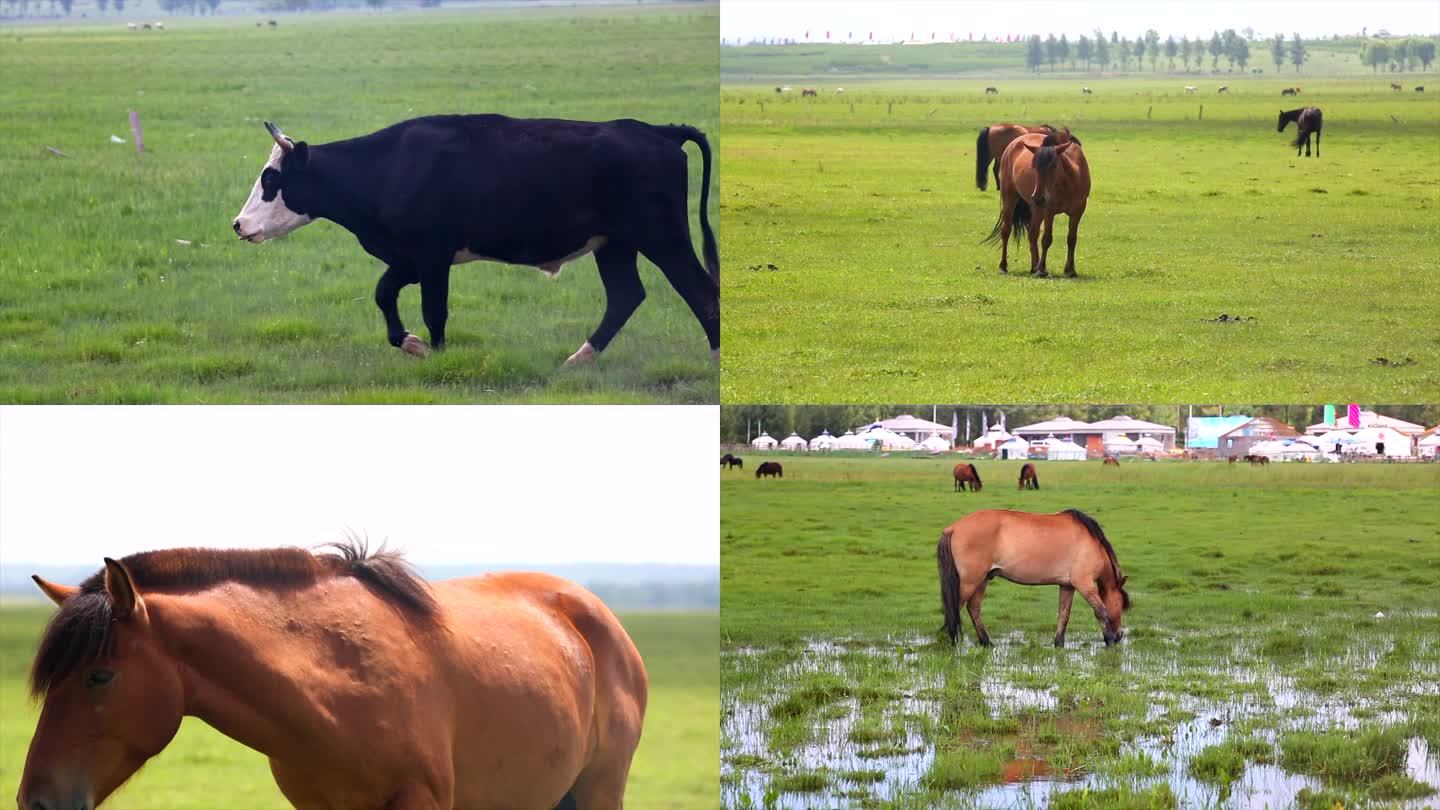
[965,578,993,647]
[1038,214,1056,276]
[1315,129,1321,157]
[1054,586,1076,647]
[1027,216,1043,276]
[1075,582,1116,645]
[998,200,1013,274]
[1063,210,1084,278]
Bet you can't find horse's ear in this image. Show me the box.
[103,557,146,621]
[32,575,78,606]
[1022,142,1040,155]
[1119,575,1129,586]
[1055,142,1074,155]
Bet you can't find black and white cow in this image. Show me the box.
[233,115,718,364]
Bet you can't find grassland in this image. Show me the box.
[0,605,719,809]
[0,5,719,403]
[718,44,1440,403]
[720,454,1440,807]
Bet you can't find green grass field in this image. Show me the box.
[0,605,718,809]
[0,5,719,403]
[720,454,1440,808]
[718,45,1440,403]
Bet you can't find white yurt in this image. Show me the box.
[860,427,915,450]
[1418,432,1440,459]
[1135,436,1166,455]
[1286,442,1320,461]
[1318,429,1354,454]
[1248,439,1291,459]
[752,432,777,450]
[780,432,807,451]
[918,433,951,453]
[972,425,1013,451]
[1103,435,1138,455]
[1035,438,1086,461]
[809,430,837,451]
[1348,427,1412,457]
[995,436,1030,460]
[834,430,872,450]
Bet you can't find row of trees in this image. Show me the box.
[1026,29,1312,73]
[0,0,429,15]
[1361,38,1437,72]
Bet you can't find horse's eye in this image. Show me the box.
[86,670,114,688]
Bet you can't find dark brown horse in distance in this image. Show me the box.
[1018,463,1040,490]
[974,124,1075,191]
[755,461,783,479]
[1278,107,1323,157]
[952,463,983,492]
[1102,455,1120,466]
[937,509,1130,647]
[721,453,743,470]
[984,131,1091,277]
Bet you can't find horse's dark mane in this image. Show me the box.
[1062,509,1130,609]
[970,464,982,484]
[1034,144,1058,172]
[29,539,435,697]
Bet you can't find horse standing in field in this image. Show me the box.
[937,509,1130,647]
[1417,86,1426,93]
[985,86,999,95]
[1281,87,1298,96]
[755,461,783,479]
[983,131,1091,277]
[1278,107,1323,157]
[1102,455,1120,466]
[1391,83,1403,92]
[1082,87,1092,94]
[953,463,983,492]
[1018,463,1040,490]
[1217,85,1230,94]
[801,88,818,97]
[974,123,1075,191]
[721,453,744,470]
[18,542,647,810]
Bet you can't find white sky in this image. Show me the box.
[0,406,718,567]
[721,0,1440,42]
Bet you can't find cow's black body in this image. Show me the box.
[266,114,718,356]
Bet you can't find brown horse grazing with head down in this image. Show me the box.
[1018,463,1040,490]
[984,131,1091,278]
[952,462,983,492]
[721,453,744,470]
[974,124,1075,191]
[1278,106,1323,157]
[756,461,783,479]
[937,509,1130,647]
[18,541,646,810]
[1102,455,1120,466]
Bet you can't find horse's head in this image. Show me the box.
[1276,110,1289,132]
[20,560,185,810]
[1020,138,1075,209]
[1099,573,1131,645]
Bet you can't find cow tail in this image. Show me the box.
[661,125,719,281]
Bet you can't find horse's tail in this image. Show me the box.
[937,529,960,643]
[1290,131,1303,148]
[982,199,1030,246]
[975,127,991,190]
[1062,509,1129,608]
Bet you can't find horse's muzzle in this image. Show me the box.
[1033,195,1048,209]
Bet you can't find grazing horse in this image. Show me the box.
[1018,463,1040,490]
[801,88,817,97]
[985,86,999,95]
[18,542,647,810]
[1281,87,1298,96]
[937,509,1130,647]
[721,453,744,470]
[1391,83,1403,92]
[755,461,783,479]
[1184,85,1197,94]
[1278,107,1323,157]
[1082,87,1093,95]
[1246,454,1271,466]
[1102,455,1120,466]
[984,131,1091,277]
[1217,85,1229,94]
[952,463,983,492]
[1417,86,1426,93]
[975,124,1073,191]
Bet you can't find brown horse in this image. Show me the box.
[984,131,1091,277]
[1245,454,1271,466]
[721,453,744,470]
[19,542,647,810]
[1018,463,1040,490]
[1102,455,1120,466]
[1278,106,1323,157]
[756,461,783,478]
[974,123,1074,191]
[937,509,1130,647]
[952,462,983,492]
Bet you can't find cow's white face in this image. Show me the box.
[233,143,314,243]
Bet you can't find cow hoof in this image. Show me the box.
[400,334,429,358]
[565,342,597,366]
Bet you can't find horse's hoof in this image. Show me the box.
[565,342,598,367]
[1064,270,1078,278]
[400,334,428,358]
[1054,637,1066,648]
[1034,270,1049,278]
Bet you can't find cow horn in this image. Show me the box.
[264,121,294,154]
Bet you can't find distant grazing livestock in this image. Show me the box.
[1391,82,1403,92]
[155,21,164,29]
[801,88,817,97]
[985,86,999,95]
[952,463,982,492]
[1281,87,1297,96]
[835,88,845,94]
[1278,106,1323,157]
[1018,463,1039,490]
[1184,86,1197,94]
[1217,85,1229,94]
[755,461,783,479]
[975,123,1076,191]
[984,131,1091,277]
[1417,86,1426,93]
[720,453,743,470]
[1103,455,1120,466]
[774,87,783,94]
[141,22,151,29]
[127,21,137,29]
[1082,87,1092,94]
[233,117,718,364]
[268,19,278,26]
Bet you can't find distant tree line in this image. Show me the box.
[1361,38,1437,72]
[1024,28,1330,73]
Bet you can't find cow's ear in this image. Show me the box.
[291,142,309,169]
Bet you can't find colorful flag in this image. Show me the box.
[1347,404,1361,428]
[1323,403,1335,426]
